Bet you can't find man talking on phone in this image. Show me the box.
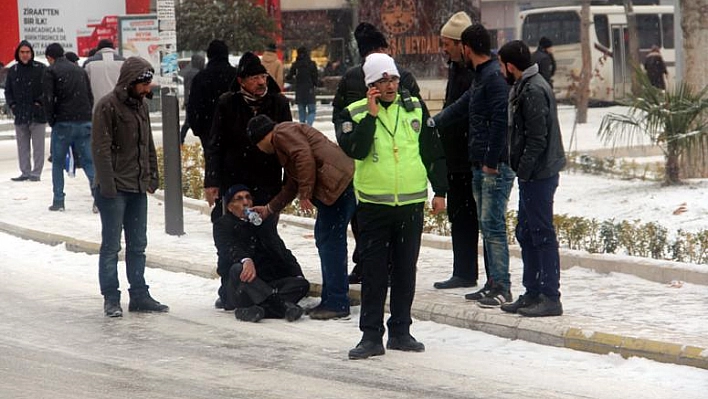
[335,53,448,360]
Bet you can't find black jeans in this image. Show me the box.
[447,171,482,281]
[356,202,424,342]
[226,262,310,317]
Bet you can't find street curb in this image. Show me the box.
[2,208,707,370]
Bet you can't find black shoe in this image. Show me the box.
[48,202,65,212]
[284,302,304,322]
[92,201,99,214]
[309,307,350,320]
[234,305,265,322]
[433,276,477,289]
[104,299,123,317]
[128,292,169,312]
[348,272,362,284]
[517,294,563,317]
[11,175,29,182]
[477,286,512,308]
[348,340,385,360]
[214,297,224,309]
[464,285,491,301]
[386,335,425,352]
[501,293,540,314]
[28,176,40,182]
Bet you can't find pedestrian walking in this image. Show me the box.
[84,39,125,109]
[43,43,96,212]
[178,53,205,143]
[286,46,318,126]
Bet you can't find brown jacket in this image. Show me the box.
[261,50,284,90]
[268,122,354,212]
[91,57,158,198]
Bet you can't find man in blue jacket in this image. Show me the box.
[430,24,514,308]
[497,40,566,317]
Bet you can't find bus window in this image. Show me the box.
[661,14,674,49]
[521,12,580,46]
[636,14,660,50]
[594,15,610,48]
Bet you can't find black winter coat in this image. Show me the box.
[286,56,318,105]
[531,49,556,87]
[213,212,304,283]
[440,60,474,173]
[43,57,93,126]
[332,63,420,125]
[186,59,238,138]
[508,70,566,181]
[4,41,46,125]
[204,90,292,204]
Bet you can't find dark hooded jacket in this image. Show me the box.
[204,79,292,207]
[43,54,93,126]
[186,54,237,139]
[4,41,47,125]
[91,57,159,198]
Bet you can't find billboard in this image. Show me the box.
[117,15,160,74]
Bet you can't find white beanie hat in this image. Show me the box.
[441,11,472,40]
[363,53,400,86]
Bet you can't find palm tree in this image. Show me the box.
[598,69,708,185]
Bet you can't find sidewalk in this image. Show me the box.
[1,172,707,370]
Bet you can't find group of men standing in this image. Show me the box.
[5,10,567,359]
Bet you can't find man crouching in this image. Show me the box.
[213,184,310,322]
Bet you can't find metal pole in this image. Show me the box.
[161,87,184,235]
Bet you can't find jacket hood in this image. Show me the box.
[116,57,154,89]
[14,40,35,63]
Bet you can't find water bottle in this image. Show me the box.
[245,208,262,226]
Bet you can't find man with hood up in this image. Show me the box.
[178,53,205,143]
[91,56,169,317]
[4,40,46,182]
[187,40,238,149]
[205,51,292,309]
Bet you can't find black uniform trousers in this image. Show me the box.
[357,202,424,342]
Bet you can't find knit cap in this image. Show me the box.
[363,53,399,86]
[247,114,277,145]
[355,22,388,58]
[441,12,472,40]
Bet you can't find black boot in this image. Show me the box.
[264,294,304,322]
[348,340,385,360]
[104,298,123,317]
[128,291,169,313]
[235,305,265,322]
[48,201,65,212]
[386,335,425,352]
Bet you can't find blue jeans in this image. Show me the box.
[472,163,515,290]
[312,185,356,312]
[297,103,316,126]
[516,174,561,299]
[96,191,149,300]
[50,121,94,203]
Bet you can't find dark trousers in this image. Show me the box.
[357,202,423,342]
[179,113,190,144]
[447,171,482,281]
[226,262,310,317]
[515,174,561,299]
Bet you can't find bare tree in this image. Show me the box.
[575,0,592,123]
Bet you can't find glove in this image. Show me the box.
[426,117,436,128]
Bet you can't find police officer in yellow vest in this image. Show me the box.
[336,53,448,360]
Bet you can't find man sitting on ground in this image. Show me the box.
[213,184,310,322]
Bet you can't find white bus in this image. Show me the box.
[518,5,675,103]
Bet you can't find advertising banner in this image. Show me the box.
[117,15,160,74]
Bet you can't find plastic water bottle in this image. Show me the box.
[245,208,262,226]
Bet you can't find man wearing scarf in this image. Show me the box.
[204,51,292,309]
[91,57,168,317]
